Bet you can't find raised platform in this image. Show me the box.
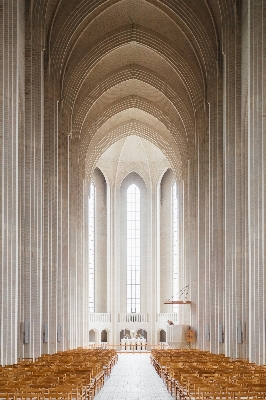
[167,324,190,349]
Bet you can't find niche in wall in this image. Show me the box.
[137,329,147,340]
[160,329,166,342]
[101,329,108,342]
[89,329,96,342]
[120,329,130,340]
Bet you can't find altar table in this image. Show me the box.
[120,338,146,350]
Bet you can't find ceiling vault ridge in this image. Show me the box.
[72,66,194,140]
[60,25,204,110]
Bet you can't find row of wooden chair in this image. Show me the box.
[0,348,118,399]
[150,349,266,399]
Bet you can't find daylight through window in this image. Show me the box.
[88,183,95,312]
[127,184,141,313]
[172,182,179,312]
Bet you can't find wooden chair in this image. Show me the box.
[0,389,16,400]
[14,388,45,400]
[46,388,71,400]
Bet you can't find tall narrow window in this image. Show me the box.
[172,182,179,312]
[127,184,140,313]
[88,183,95,312]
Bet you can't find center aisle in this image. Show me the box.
[95,353,173,400]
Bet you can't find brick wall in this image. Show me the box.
[1,0,266,365]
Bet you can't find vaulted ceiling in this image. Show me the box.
[97,134,170,186]
[32,0,234,180]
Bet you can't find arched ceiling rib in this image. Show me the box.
[79,85,189,148]
[65,1,202,81]
[33,0,236,181]
[86,83,185,133]
[72,69,194,142]
[85,119,182,183]
[47,0,219,79]
[73,44,191,115]
[41,0,236,47]
[96,135,171,187]
[79,96,188,170]
[61,25,204,111]
[70,47,195,141]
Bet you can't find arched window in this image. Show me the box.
[172,182,179,312]
[127,184,140,313]
[88,182,95,312]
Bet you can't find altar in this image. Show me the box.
[120,338,146,350]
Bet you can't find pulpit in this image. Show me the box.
[166,324,190,349]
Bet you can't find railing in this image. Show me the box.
[118,313,148,323]
[157,313,179,323]
[88,343,161,352]
[88,313,111,323]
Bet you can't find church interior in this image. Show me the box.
[1,0,266,397]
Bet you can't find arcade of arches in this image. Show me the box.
[1,0,266,366]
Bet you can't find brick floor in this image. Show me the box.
[95,353,173,399]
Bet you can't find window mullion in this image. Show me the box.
[127,184,140,314]
[88,183,95,313]
[173,182,179,312]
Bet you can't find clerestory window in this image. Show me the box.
[127,184,141,313]
[88,182,95,312]
[172,182,179,312]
